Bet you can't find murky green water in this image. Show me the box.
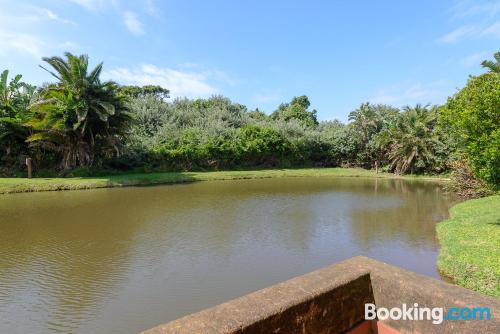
[0,177,454,333]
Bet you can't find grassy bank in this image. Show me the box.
[0,167,447,195]
[437,195,500,297]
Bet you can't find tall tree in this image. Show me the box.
[441,71,500,185]
[271,95,318,127]
[0,70,34,157]
[348,102,378,142]
[377,104,442,175]
[348,103,399,168]
[27,53,132,169]
[119,85,170,99]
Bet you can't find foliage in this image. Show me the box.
[122,94,361,171]
[271,95,318,127]
[2,51,497,179]
[119,85,170,99]
[376,104,447,174]
[116,94,453,175]
[481,51,500,73]
[0,70,35,167]
[348,103,399,167]
[0,77,460,177]
[26,53,132,169]
[444,159,493,199]
[441,72,500,185]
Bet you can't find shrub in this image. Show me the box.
[441,73,500,185]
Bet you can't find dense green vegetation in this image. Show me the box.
[437,195,500,297]
[441,72,500,185]
[0,70,35,165]
[28,54,133,169]
[123,95,449,174]
[1,51,498,297]
[1,52,498,194]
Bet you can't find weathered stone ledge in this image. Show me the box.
[141,256,499,334]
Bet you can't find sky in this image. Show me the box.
[0,0,498,122]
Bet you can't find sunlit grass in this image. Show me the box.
[0,167,447,194]
[437,195,500,297]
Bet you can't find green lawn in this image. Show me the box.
[437,195,500,297]
[0,167,446,194]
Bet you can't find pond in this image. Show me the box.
[0,177,454,333]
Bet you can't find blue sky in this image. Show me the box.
[0,0,498,121]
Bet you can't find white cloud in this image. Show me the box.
[438,21,500,43]
[1,6,77,26]
[253,92,281,103]
[440,1,500,43]
[368,80,451,106]
[123,11,144,35]
[460,51,490,66]
[0,7,77,59]
[480,21,500,37]
[67,0,117,11]
[206,69,238,86]
[0,30,45,58]
[0,11,42,58]
[0,23,72,60]
[176,63,237,85]
[57,41,80,52]
[104,64,220,98]
[67,0,146,35]
[438,25,476,43]
[67,0,99,10]
[36,8,76,25]
[450,0,500,18]
[142,0,158,16]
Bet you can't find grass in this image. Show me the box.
[436,195,500,297]
[0,167,447,195]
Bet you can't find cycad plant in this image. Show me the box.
[27,53,132,169]
[348,102,378,143]
[0,70,34,157]
[376,104,441,175]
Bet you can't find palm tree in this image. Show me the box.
[348,102,378,143]
[349,103,400,169]
[376,104,441,175]
[0,70,34,156]
[481,52,500,73]
[27,53,132,169]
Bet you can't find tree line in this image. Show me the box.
[1,52,498,190]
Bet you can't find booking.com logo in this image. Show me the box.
[365,303,491,325]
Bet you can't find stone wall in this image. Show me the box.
[141,256,499,334]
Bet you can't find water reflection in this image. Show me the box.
[0,177,454,333]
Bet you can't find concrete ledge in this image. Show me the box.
[141,256,500,334]
[359,257,500,333]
